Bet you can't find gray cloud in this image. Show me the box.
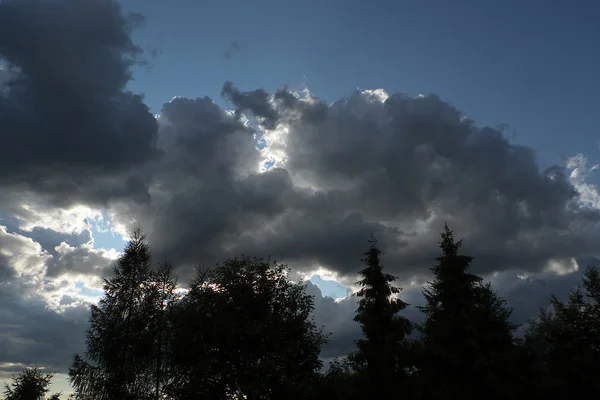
[221,81,280,129]
[46,243,115,279]
[112,85,600,286]
[0,0,161,207]
[0,229,89,373]
[305,281,360,360]
[0,280,88,371]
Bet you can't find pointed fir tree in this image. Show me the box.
[417,224,517,400]
[3,364,60,400]
[348,234,412,400]
[69,227,157,400]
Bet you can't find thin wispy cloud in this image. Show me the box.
[224,40,243,60]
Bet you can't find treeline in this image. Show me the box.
[4,225,600,400]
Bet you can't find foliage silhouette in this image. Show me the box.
[416,224,517,400]
[524,265,600,398]
[348,234,412,400]
[316,358,360,400]
[166,256,327,400]
[69,228,160,400]
[3,365,60,400]
[9,224,600,399]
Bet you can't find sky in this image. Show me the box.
[1,0,600,396]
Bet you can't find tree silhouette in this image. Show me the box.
[69,228,158,400]
[526,265,600,398]
[28,222,600,399]
[416,224,517,399]
[143,259,180,400]
[167,256,327,400]
[348,235,412,400]
[3,365,60,400]
[316,358,360,400]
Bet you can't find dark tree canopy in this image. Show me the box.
[349,235,412,399]
[3,365,59,400]
[12,223,600,400]
[69,228,159,400]
[167,256,327,400]
[146,260,179,400]
[417,224,517,400]
[316,358,361,400]
[524,265,600,398]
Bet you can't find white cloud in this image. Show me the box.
[544,257,579,276]
[567,153,600,208]
[15,204,102,235]
[0,225,50,280]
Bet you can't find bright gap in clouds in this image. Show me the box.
[310,275,351,300]
[86,215,127,252]
[74,281,104,299]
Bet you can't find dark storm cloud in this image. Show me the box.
[0,0,156,374]
[110,85,600,285]
[251,89,600,278]
[0,280,88,371]
[0,0,161,206]
[110,95,284,277]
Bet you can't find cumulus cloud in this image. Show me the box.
[105,84,600,286]
[567,154,600,208]
[0,225,50,281]
[0,280,89,371]
[47,242,118,280]
[0,0,161,208]
[0,228,92,374]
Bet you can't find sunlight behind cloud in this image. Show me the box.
[544,258,579,276]
[16,204,102,235]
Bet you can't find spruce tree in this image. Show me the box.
[69,228,157,400]
[417,224,516,400]
[3,364,60,400]
[348,235,412,400]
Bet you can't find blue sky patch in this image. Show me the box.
[85,215,127,252]
[310,275,350,299]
